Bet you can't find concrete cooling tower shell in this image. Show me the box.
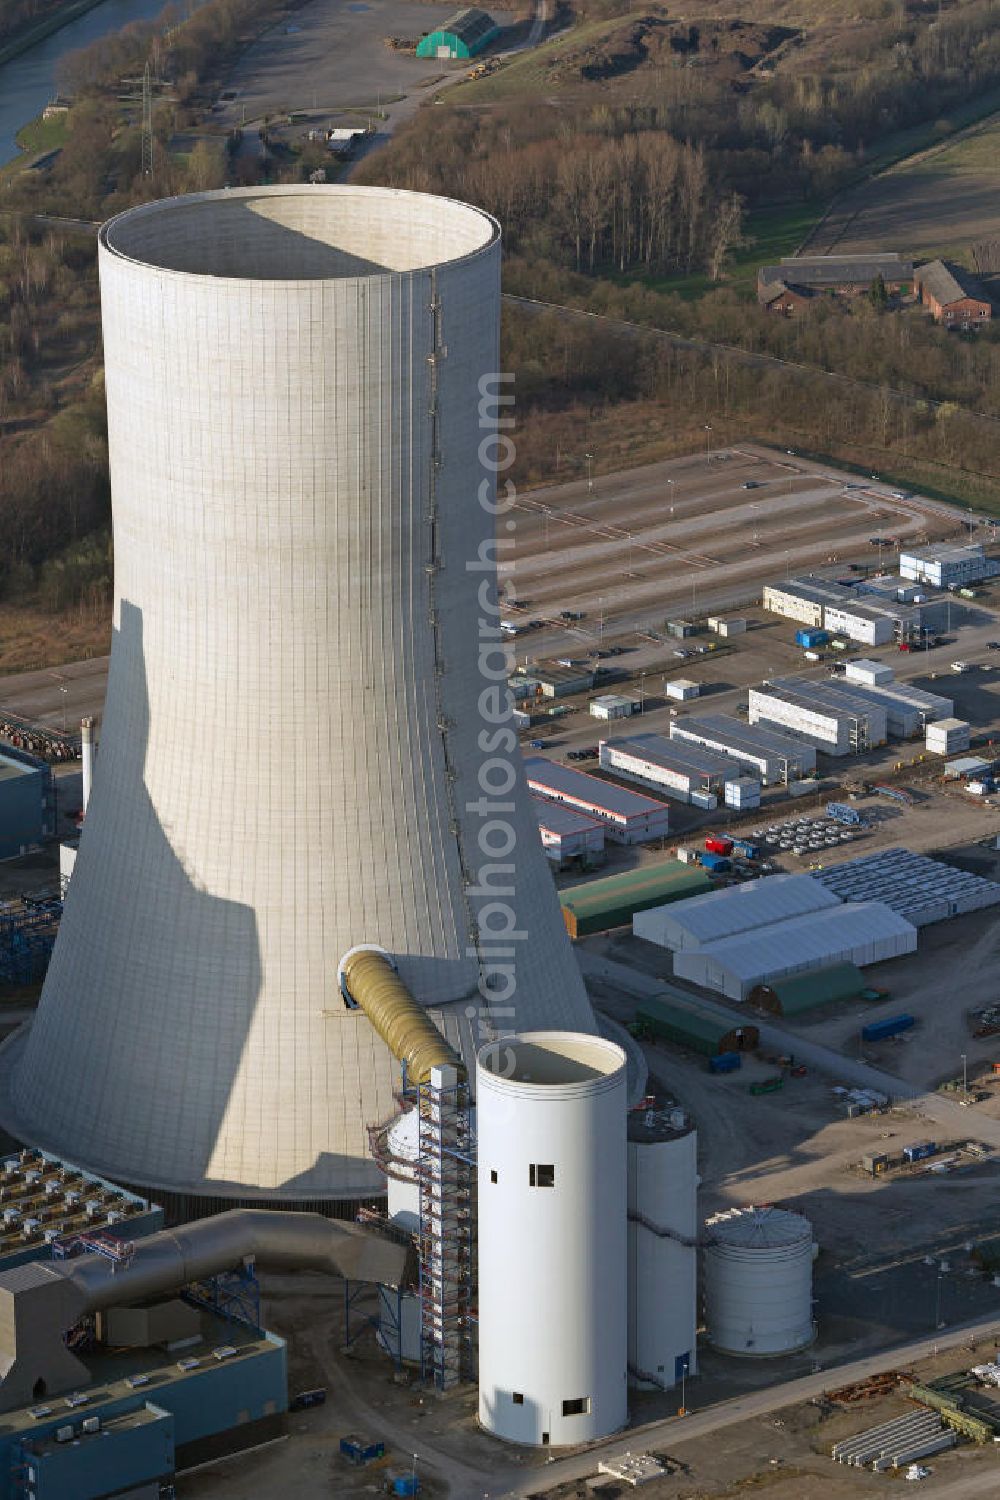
[0,186,594,1204]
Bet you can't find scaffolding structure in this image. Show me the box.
[415,1064,476,1390]
[0,897,61,985]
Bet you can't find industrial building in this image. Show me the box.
[703,1206,815,1355]
[415,7,500,57]
[599,732,748,807]
[525,662,596,698]
[665,678,700,702]
[763,576,919,644]
[0,186,596,1207]
[628,1106,697,1390]
[533,797,605,868]
[590,693,639,720]
[812,848,1000,927]
[750,962,866,1016]
[560,863,711,939]
[926,717,970,755]
[749,681,888,756]
[845,659,895,686]
[0,747,54,859]
[633,873,840,953]
[525,757,671,843]
[673,902,917,1000]
[669,714,816,783]
[821,678,921,739]
[633,993,759,1056]
[0,1149,162,1270]
[899,541,999,590]
[477,1033,628,1445]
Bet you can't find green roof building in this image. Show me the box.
[751,961,865,1016]
[416,8,500,58]
[560,860,711,939]
[635,992,759,1056]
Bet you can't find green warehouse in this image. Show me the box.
[416,8,500,58]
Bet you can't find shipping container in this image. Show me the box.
[700,852,731,873]
[862,1153,889,1175]
[795,628,829,649]
[862,1012,915,1042]
[826,802,862,825]
[705,835,734,855]
[903,1140,937,1163]
[709,1051,741,1073]
[731,839,761,860]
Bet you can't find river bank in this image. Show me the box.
[0,0,106,69]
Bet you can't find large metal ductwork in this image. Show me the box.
[0,1209,411,1412]
[0,185,594,1204]
[340,946,466,1085]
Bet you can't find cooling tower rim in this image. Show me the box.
[99,184,501,286]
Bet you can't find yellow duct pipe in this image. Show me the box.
[343,948,465,1085]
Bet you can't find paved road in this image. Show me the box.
[578,950,1000,1155]
[0,656,108,731]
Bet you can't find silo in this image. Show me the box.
[703,1206,815,1355]
[0,186,594,1206]
[477,1031,628,1446]
[627,1107,698,1389]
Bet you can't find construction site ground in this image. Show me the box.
[178,1277,1000,1499]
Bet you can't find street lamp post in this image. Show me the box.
[704,424,712,465]
[585,451,594,492]
[962,1052,968,1098]
[59,685,68,735]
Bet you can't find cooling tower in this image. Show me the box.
[0,186,594,1204]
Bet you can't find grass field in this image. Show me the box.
[14,113,68,157]
[808,103,1000,264]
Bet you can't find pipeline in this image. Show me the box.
[0,1209,413,1413]
[341,947,465,1085]
[65,1208,412,1314]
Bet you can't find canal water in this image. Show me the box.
[0,0,204,165]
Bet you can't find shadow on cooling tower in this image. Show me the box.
[8,600,270,1195]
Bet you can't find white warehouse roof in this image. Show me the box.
[673,901,917,1001]
[633,873,841,952]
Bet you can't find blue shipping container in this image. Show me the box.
[862,1012,915,1042]
[709,1051,741,1073]
[701,852,731,873]
[732,839,761,859]
[796,628,829,649]
[903,1141,937,1163]
[826,801,862,825]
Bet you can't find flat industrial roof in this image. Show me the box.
[531,795,603,836]
[603,731,739,779]
[900,541,985,564]
[670,714,817,760]
[524,757,667,818]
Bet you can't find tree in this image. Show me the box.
[707,193,745,283]
[869,272,889,311]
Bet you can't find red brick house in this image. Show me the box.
[915,260,992,329]
[758,280,814,315]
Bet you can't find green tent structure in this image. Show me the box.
[634,992,759,1056]
[750,961,865,1016]
[560,861,711,939]
[416,8,500,58]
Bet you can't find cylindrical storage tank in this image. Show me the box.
[627,1108,698,1389]
[384,1110,421,1230]
[477,1031,628,1446]
[703,1206,814,1356]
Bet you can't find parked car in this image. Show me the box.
[741,480,760,490]
[988,641,1000,651]
[672,648,690,659]
[528,739,546,749]
[951,661,969,673]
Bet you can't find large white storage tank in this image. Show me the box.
[477,1032,628,1446]
[627,1107,698,1390]
[703,1206,814,1356]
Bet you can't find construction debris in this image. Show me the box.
[827,1370,903,1404]
[597,1452,669,1486]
